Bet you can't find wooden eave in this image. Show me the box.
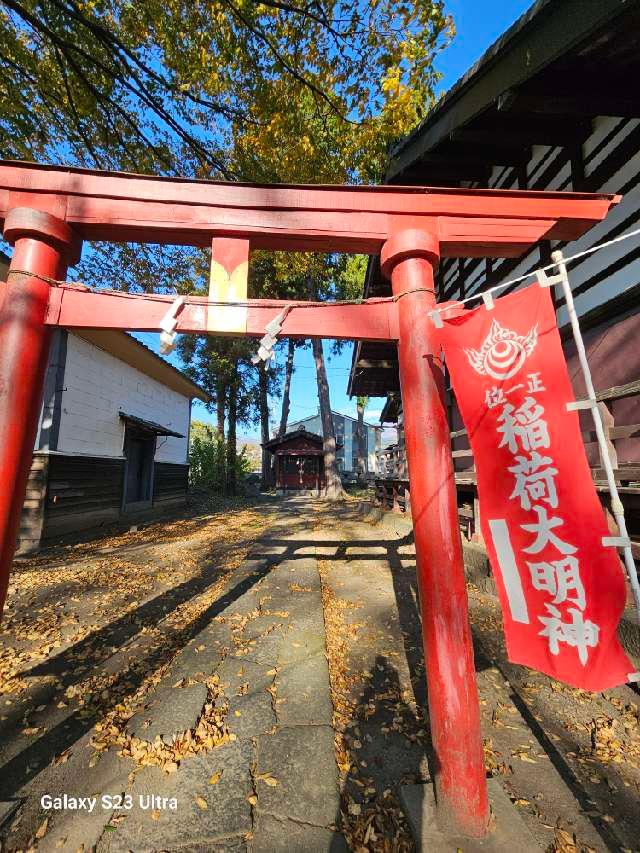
[387,0,635,184]
[349,0,640,400]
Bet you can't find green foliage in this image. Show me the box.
[0,0,454,453]
[189,431,251,493]
[1,1,453,181]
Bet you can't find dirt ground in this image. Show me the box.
[1,494,639,852]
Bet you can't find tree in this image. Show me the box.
[1,0,453,499]
[312,336,344,500]
[178,335,259,494]
[1,1,452,181]
[257,360,271,490]
[356,396,369,483]
[278,339,296,438]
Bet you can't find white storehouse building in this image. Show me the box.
[18,328,208,552]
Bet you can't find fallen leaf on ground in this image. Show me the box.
[35,817,49,838]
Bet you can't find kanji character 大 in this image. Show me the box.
[521,506,577,555]
[497,397,550,454]
[508,451,558,510]
[538,603,599,665]
[527,556,586,610]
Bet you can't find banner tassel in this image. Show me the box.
[547,250,640,627]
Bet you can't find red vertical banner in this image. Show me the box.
[437,285,633,690]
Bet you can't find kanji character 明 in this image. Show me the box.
[497,397,550,454]
[508,451,558,510]
[527,556,586,610]
[521,505,577,555]
[538,603,599,665]
[485,386,507,409]
[527,372,546,393]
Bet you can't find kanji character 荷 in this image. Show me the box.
[508,451,558,510]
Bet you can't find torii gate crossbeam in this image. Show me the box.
[0,161,620,839]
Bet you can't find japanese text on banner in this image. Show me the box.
[436,285,632,691]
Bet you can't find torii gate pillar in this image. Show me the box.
[382,230,489,836]
[0,208,79,610]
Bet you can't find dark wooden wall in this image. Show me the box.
[17,454,49,553]
[154,462,189,508]
[17,455,190,552]
[43,454,124,541]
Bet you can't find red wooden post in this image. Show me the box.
[381,229,489,837]
[0,208,78,618]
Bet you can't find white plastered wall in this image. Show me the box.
[55,334,190,463]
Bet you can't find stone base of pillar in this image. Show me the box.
[399,779,540,852]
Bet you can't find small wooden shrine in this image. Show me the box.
[264,427,325,494]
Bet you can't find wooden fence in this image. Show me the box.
[374,377,640,553]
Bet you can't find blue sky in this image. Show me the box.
[142,0,534,442]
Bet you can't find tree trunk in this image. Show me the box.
[258,362,271,489]
[278,338,295,436]
[312,336,345,500]
[216,376,226,439]
[226,374,238,496]
[356,396,367,483]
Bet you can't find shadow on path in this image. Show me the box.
[0,557,277,799]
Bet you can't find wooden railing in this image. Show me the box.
[448,379,640,488]
[374,378,640,520]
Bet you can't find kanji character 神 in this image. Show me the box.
[521,505,577,555]
[527,556,586,610]
[508,451,558,510]
[497,397,550,454]
[538,603,599,665]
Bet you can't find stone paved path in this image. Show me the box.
[3,495,639,852]
[1,498,345,853]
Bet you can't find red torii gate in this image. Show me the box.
[0,160,619,838]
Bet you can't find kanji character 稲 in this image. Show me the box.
[538,603,599,665]
[527,372,546,393]
[527,556,586,610]
[497,397,550,454]
[521,505,577,555]
[485,386,507,409]
[508,451,558,510]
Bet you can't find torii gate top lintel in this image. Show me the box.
[0,159,619,254]
[0,160,622,840]
[0,160,620,343]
